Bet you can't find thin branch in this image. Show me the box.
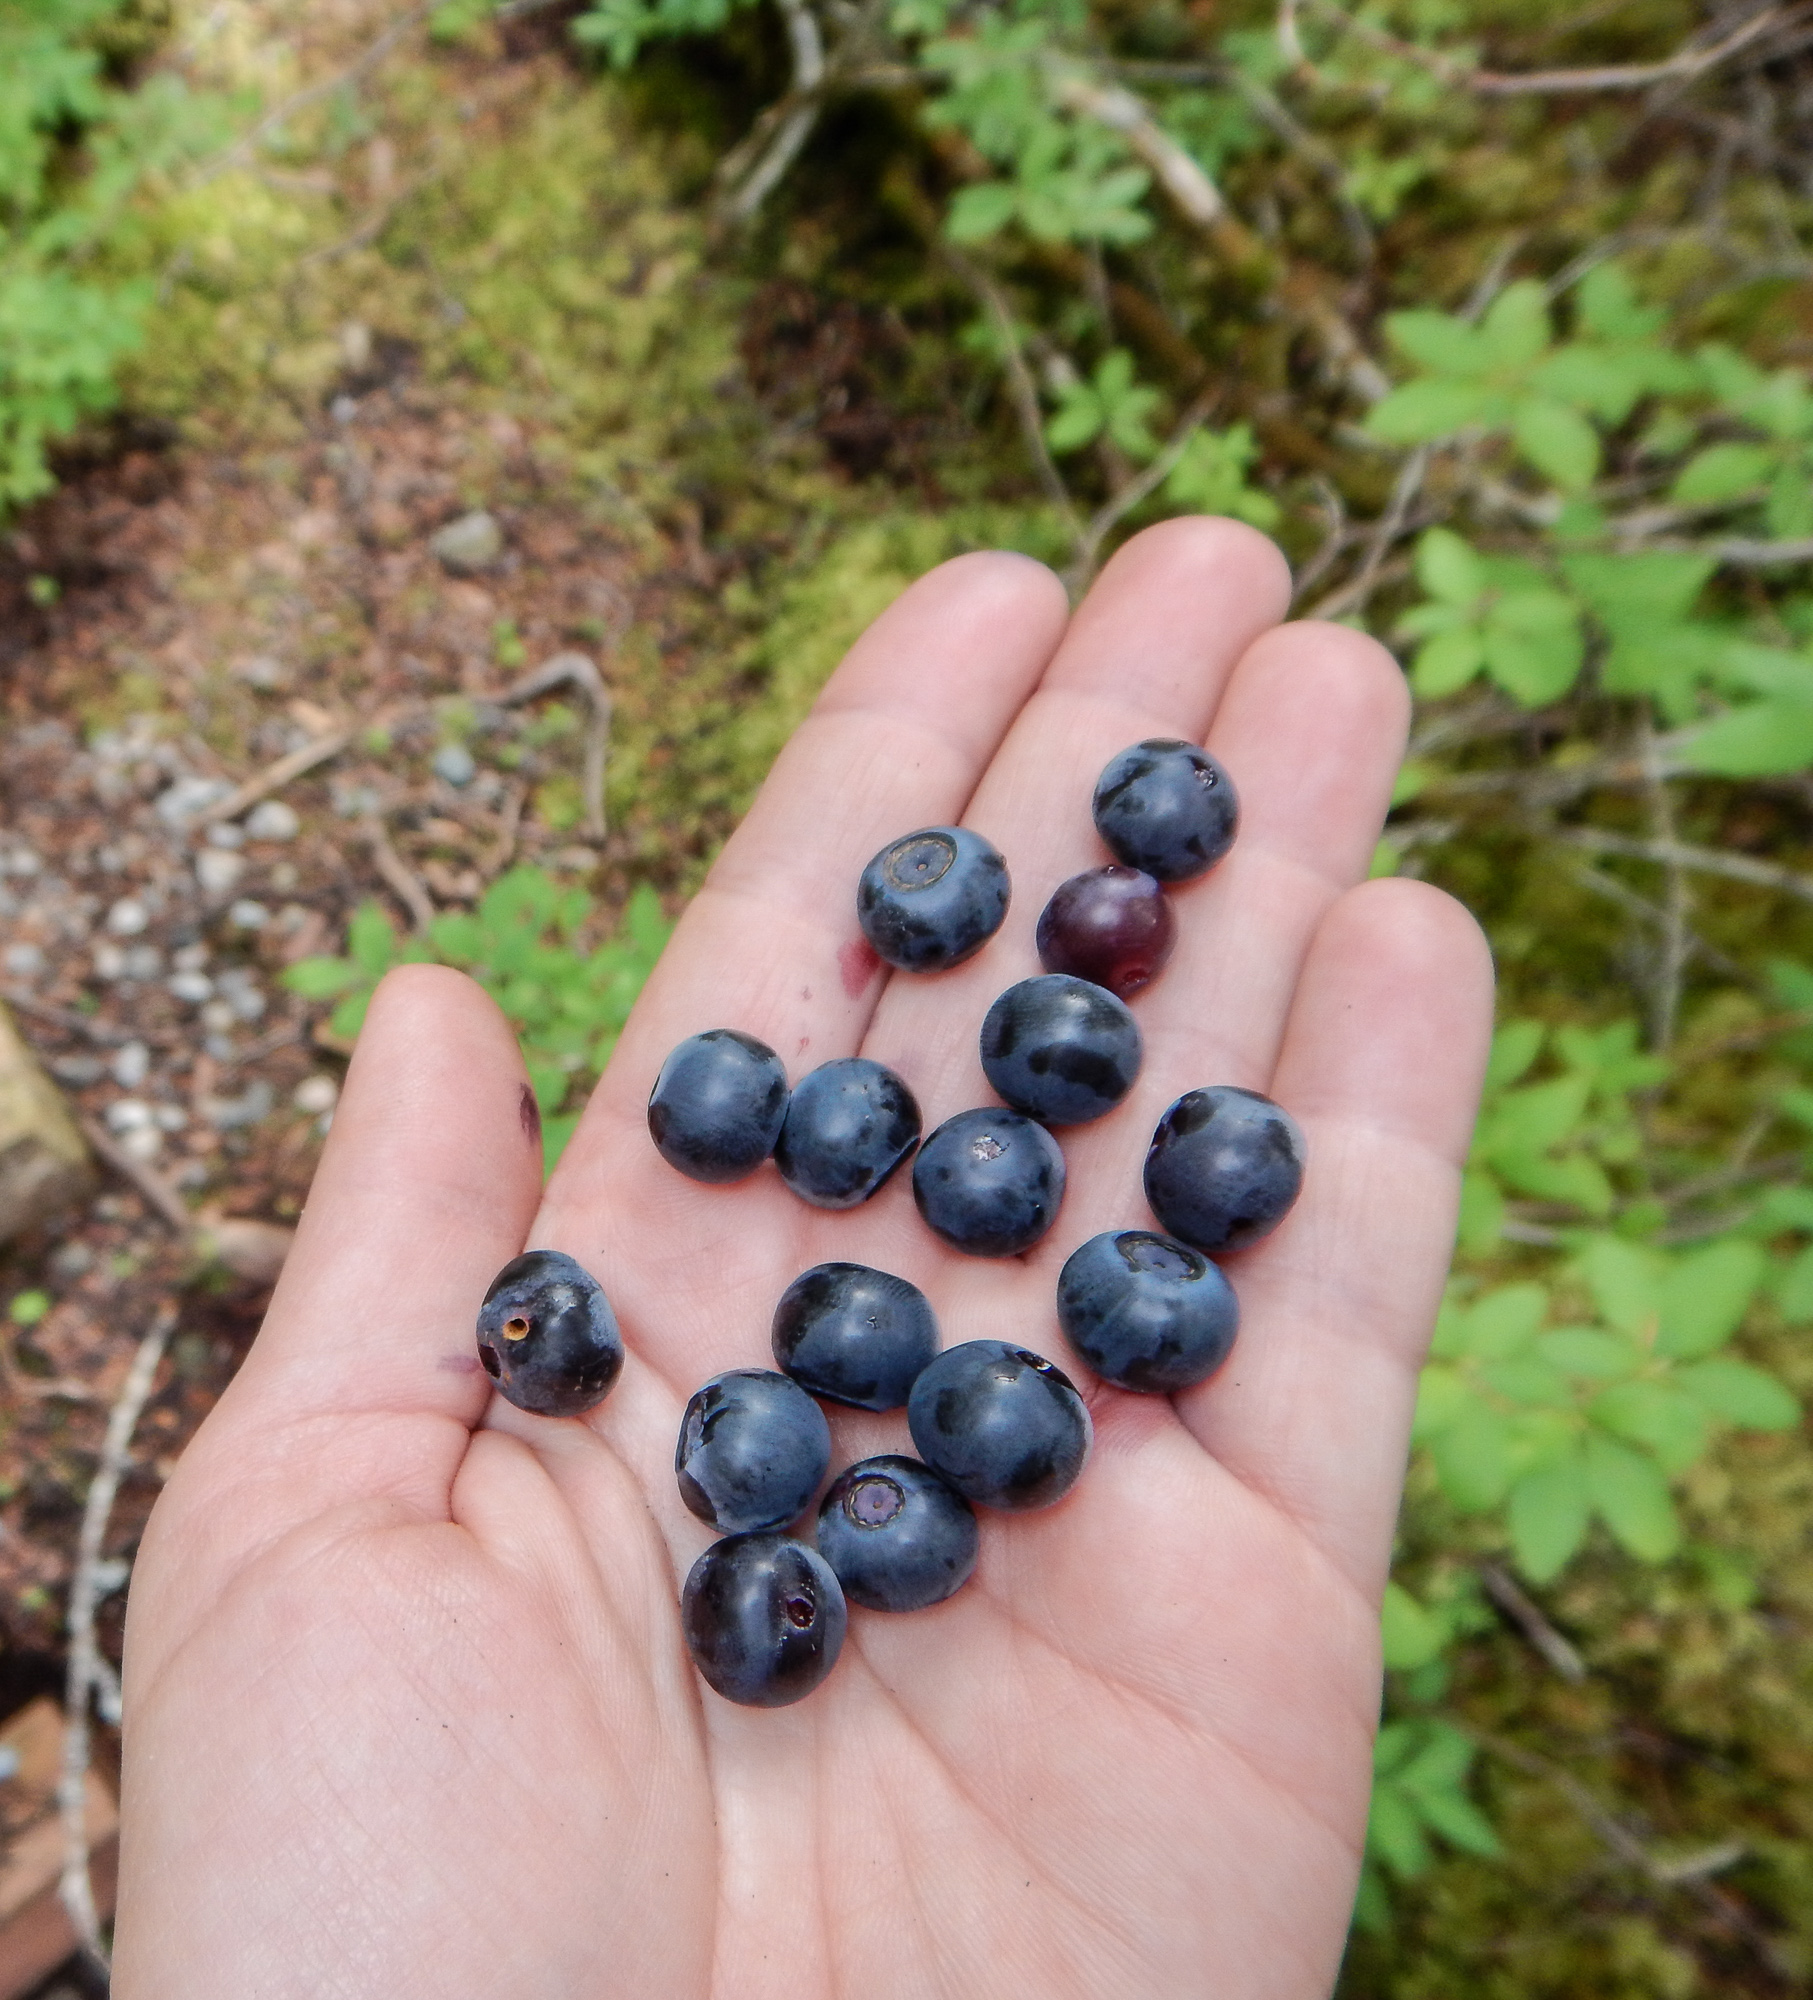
[940,249,1086,556]
[76,1115,192,1233]
[1073,392,1221,582]
[1479,1563,1588,1681]
[1047,72,1227,226]
[718,0,827,224]
[492,651,613,840]
[1556,827,1813,904]
[1289,476,1350,605]
[1304,444,1429,620]
[61,1305,177,1974]
[188,2,436,188]
[365,814,437,933]
[201,724,355,824]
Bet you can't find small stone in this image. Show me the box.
[245,799,300,841]
[172,942,210,972]
[206,822,245,850]
[92,942,127,981]
[432,743,476,787]
[203,1079,274,1130]
[199,1000,237,1034]
[195,849,245,896]
[293,1074,339,1115]
[48,1241,93,1282]
[106,898,149,937]
[168,971,213,1004]
[154,1104,187,1132]
[111,1041,150,1089]
[237,655,288,691]
[216,968,267,1022]
[429,510,502,575]
[49,1055,104,1086]
[119,1125,163,1162]
[155,776,233,829]
[105,1098,154,1134]
[270,862,299,892]
[3,943,44,977]
[331,394,359,425]
[228,900,270,931]
[122,946,164,981]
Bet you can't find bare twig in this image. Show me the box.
[488,780,529,879]
[940,249,1086,555]
[200,725,355,824]
[60,1304,176,1973]
[492,652,612,840]
[718,0,827,223]
[1073,392,1221,583]
[365,814,436,933]
[76,1116,191,1233]
[1289,476,1350,605]
[1570,863,1747,982]
[2,991,169,1048]
[1556,827,1813,904]
[189,2,436,188]
[1479,1563,1588,1681]
[1048,71,1227,226]
[1304,444,1429,620]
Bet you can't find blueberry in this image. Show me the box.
[815,1455,978,1612]
[912,1108,1066,1257]
[1036,865,1176,998]
[1056,1230,1239,1392]
[979,974,1142,1127]
[1093,740,1238,883]
[676,1369,832,1533]
[774,1057,921,1209]
[476,1249,623,1418]
[772,1263,938,1411]
[1144,1085,1306,1253]
[907,1340,1091,1510]
[857,826,1011,973]
[681,1533,847,1707]
[647,1029,789,1185]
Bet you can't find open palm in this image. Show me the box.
[116,519,1492,2000]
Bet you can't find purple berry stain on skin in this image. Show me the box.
[519,1084,541,1143]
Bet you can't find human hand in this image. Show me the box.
[115,518,1492,2000]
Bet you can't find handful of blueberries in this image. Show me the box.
[474,740,1306,1708]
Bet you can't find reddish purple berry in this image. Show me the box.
[1036,867,1176,998]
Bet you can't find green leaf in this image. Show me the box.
[1456,1169,1505,1252]
[1537,1327,1640,1380]
[1589,1381,1707,1474]
[1478,1073,1592,1157]
[347,901,403,978]
[1511,397,1599,491]
[1478,282,1551,370]
[1485,1020,1545,1090]
[1585,1433,1679,1562]
[1655,1239,1764,1358]
[1381,1582,1446,1670]
[1578,1236,1661,1336]
[1415,1787,1502,1859]
[1455,1283,1548,1358]
[1366,1785,1431,1879]
[1508,1451,1590,1581]
[1680,698,1813,777]
[1482,1355,1573,1406]
[946,179,1019,243]
[1482,589,1585,705]
[1675,1359,1801,1429]
[1365,379,1499,444]
[1779,1243,1813,1324]
[1384,311,1487,377]
[1671,442,1775,506]
[1430,1403,1515,1511]
[1415,527,1486,605]
[1412,626,1485,698]
[281,956,366,1000]
[1412,1363,1468,1437]
[1767,462,1813,540]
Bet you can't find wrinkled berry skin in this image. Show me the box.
[912,1108,1066,1257]
[676,1369,832,1533]
[681,1534,847,1708]
[1056,1230,1240,1393]
[1036,866,1176,998]
[476,1250,623,1417]
[907,1340,1092,1511]
[857,826,1011,973]
[1144,1085,1306,1254]
[1093,740,1238,883]
[979,974,1142,1127]
[647,1030,790,1184]
[772,1263,938,1411]
[775,1057,922,1209]
[816,1455,979,1612]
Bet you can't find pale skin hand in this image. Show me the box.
[114,519,1493,2000]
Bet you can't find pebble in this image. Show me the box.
[429,509,502,574]
[195,848,246,896]
[238,655,288,691]
[293,1074,339,1114]
[245,799,300,841]
[172,943,210,971]
[206,822,245,850]
[203,1079,274,1130]
[215,967,267,1022]
[106,898,149,936]
[119,1125,163,1162]
[168,969,213,1003]
[155,776,234,829]
[432,743,477,787]
[228,900,270,931]
[3,943,44,977]
[47,1241,93,1282]
[50,1055,104,1086]
[105,1099,155,1134]
[111,1040,150,1089]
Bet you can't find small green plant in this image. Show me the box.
[283,868,673,1169]
[7,1289,50,1327]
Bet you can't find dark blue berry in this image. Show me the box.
[647,1030,789,1185]
[681,1533,847,1707]
[676,1369,832,1534]
[1056,1230,1240,1392]
[772,1263,938,1411]
[912,1108,1066,1257]
[857,826,1011,973]
[774,1057,921,1209]
[1144,1086,1305,1253]
[1036,866,1176,998]
[476,1250,623,1418]
[815,1455,978,1612]
[979,974,1142,1127]
[907,1340,1091,1511]
[1093,740,1238,883]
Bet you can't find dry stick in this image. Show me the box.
[941,249,1087,559]
[60,1304,177,1973]
[1073,392,1221,584]
[1556,827,1813,905]
[1570,863,1748,983]
[188,0,436,188]
[1304,0,1799,96]
[493,652,612,840]
[720,0,826,224]
[365,814,437,934]
[76,1115,192,1234]
[1479,1563,1588,1682]
[1288,477,1351,605]
[200,725,355,825]
[1304,445,1430,620]
[1,991,165,1049]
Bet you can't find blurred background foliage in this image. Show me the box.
[10,0,1813,1984]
